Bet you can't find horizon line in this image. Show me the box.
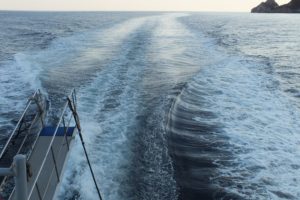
[0,9,249,13]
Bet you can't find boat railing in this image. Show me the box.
[26,89,78,200]
[0,89,46,194]
[0,89,44,159]
[0,89,102,200]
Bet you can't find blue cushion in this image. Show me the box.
[40,127,75,137]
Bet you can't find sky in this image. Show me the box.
[0,0,291,12]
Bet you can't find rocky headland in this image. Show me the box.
[251,0,300,13]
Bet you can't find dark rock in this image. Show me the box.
[251,0,300,13]
[251,0,279,13]
[290,0,300,8]
[272,5,293,13]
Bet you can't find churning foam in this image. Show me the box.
[56,16,155,200]
[0,52,43,132]
[188,50,300,199]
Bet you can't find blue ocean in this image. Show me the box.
[0,11,300,199]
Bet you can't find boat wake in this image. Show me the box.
[168,15,300,199]
[1,12,300,200]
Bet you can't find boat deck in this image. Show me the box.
[10,127,76,200]
[0,89,80,200]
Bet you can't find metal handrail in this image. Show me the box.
[15,110,40,156]
[41,159,56,200]
[0,110,39,188]
[27,89,76,200]
[41,114,73,199]
[3,89,102,200]
[0,90,39,159]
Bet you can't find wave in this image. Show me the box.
[55,15,179,200]
[167,27,300,199]
[0,52,43,141]
[3,12,299,200]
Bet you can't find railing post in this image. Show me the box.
[0,168,13,176]
[13,154,27,200]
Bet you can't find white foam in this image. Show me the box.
[55,13,194,200]
[55,16,156,200]
[150,13,200,83]
[0,52,43,129]
[188,49,300,199]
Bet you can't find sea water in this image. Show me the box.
[0,11,300,200]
